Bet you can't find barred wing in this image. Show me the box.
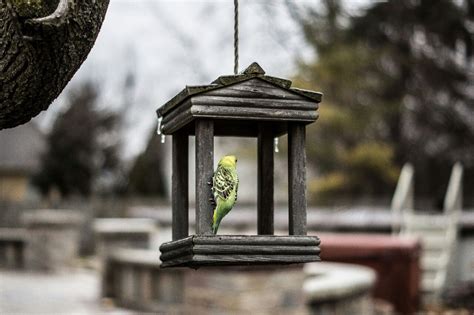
[235,177,239,202]
[212,166,236,201]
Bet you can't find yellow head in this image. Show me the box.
[218,155,237,168]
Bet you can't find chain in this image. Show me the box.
[234,0,239,74]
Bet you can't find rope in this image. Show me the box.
[234,0,239,74]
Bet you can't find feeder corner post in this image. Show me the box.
[171,131,189,241]
[257,122,274,235]
[195,119,215,235]
[288,123,307,236]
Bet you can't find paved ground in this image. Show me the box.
[0,268,132,314]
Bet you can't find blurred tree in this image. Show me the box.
[33,83,123,198]
[288,0,400,203]
[290,0,474,205]
[127,132,167,197]
[350,0,474,205]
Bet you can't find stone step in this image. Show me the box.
[421,255,448,273]
[400,211,460,303]
[402,221,450,235]
[410,227,449,236]
[404,222,450,232]
[421,273,441,293]
[419,236,449,251]
[403,214,452,230]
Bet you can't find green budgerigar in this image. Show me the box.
[211,155,239,234]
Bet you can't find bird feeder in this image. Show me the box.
[157,62,322,268]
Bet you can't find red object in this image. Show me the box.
[315,233,421,315]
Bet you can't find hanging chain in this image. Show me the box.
[157,1,239,144]
[233,0,279,152]
[234,0,239,74]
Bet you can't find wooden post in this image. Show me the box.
[195,119,214,235]
[288,123,307,235]
[172,132,189,241]
[257,123,274,235]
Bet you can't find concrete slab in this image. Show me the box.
[0,268,133,314]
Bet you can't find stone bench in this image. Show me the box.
[304,262,377,315]
[102,248,311,314]
[0,228,27,269]
[102,248,185,313]
[102,247,385,314]
[1,210,83,271]
[93,218,158,259]
[22,209,83,272]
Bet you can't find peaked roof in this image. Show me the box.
[157,62,322,118]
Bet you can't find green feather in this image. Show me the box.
[211,155,238,234]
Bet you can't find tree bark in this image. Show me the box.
[0,0,110,129]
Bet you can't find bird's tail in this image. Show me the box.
[212,222,219,234]
[212,208,219,234]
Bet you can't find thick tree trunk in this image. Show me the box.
[0,0,110,129]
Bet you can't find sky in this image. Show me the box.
[34,0,321,159]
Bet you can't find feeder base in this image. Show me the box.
[159,235,321,268]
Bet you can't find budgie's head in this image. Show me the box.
[219,155,237,168]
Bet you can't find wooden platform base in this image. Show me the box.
[159,235,321,268]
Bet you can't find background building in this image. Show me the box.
[0,122,44,203]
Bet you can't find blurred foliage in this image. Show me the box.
[33,83,124,198]
[127,132,167,197]
[290,0,474,205]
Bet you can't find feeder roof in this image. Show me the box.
[156,62,322,137]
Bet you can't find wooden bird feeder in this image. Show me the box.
[157,62,322,268]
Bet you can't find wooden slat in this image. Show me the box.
[195,119,214,235]
[172,132,189,241]
[191,105,318,120]
[258,123,274,235]
[192,96,316,110]
[192,255,320,265]
[193,245,320,255]
[161,108,193,135]
[162,99,192,125]
[161,255,321,268]
[162,106,318,135]
[193,235,319,246]
[159,236,193,252]
[288,123,307,235]
[160,255,194,268]
[203,78,308,100]
[159,246,194,262]
[163,121,288,138]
